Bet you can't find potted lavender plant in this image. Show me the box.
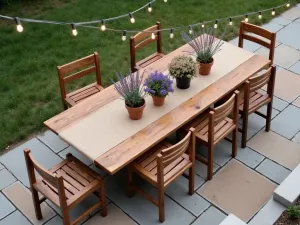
[144,71,174,106]
[111,71,146,120]
[168,55,197,89]
[181,27,224,75]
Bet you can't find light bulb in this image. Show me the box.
[151,32,155,39]
[164,0,167,2]
[214,20,218,29]
[245,15,249,22]
[229,18,233,26]
[201,24,205,28]
[148,3,152,12]
[258,12,262,19]
[15,17,23,33]
[100,20,106,31]
[71,23,77,36]
[129,13,135,23]
[122,30,127,41]
[170,28,174,38]
[189,25,193,34]
[286,2,290,7]
[272,9,276,16]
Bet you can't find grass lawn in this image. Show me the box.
[0,0,295,151]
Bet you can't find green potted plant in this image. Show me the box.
[144,71,174,106]
[111,71,146,120]
[168,55,197,89]
[181,27,224,75]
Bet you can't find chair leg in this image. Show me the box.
[265,102,272,132]
[207,144,214,181]
[127,167,134,197]
[62,209,71,225]
[188,165,195,195]
[32,188,42,220]
[100,184,107,217]
[241,110,249,149]
[232,127,238,158]
[158,186,165,223]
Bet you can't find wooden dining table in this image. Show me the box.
[44,39,271,175]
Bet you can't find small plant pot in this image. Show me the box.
[125,99,145,120]
[199,59,214,76]
[152,96,166,106]
[176,77,191,89]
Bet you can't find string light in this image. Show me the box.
[122,30,127,41]
[100,20,106,31]
[214,20,218,29]
[286,1,290,7]
[71,23,78,36]
[151,32,155,39]
[229,18,233,26]
[245,14,249,22]
[258,12,262,19]
[129,13,135,23]
[201,23,205,28]
[189,25,193,34]
[148,3,152,12]
[272,8,276,16]
[164,0,167,2]
[14,17,23,32]
[170,28,174,38]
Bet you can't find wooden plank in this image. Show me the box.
[62,165,90,187]
[55,169,85,191]
[67,162,94,182]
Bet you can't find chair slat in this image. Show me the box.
[59,55,95,75]
[63,66,96,83]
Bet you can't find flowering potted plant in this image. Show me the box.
[144,71,174,106]
[111,71,146,120]
[181,27,224,75]
[168,55,197,89]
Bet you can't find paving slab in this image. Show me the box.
[289,61,300,75]
[295,17,300,23]
[104,170,195,225]
[0,210,32,225]
[0,169,16,190]
[236,147,265,169]
[0,163,3,170]
[271,105,300,139]
[195,159,219,180]
[83,204,137,225]
[256,105,279,119]
[165,175,209,216]
[281,7,300,21]
[292,131,300,146]
[44,216,63,225]
[248,131,300,170]
[0,138,62,187]
[0,192,15,220]
[220,214,246,225]
[239,112,266,132]
[59,146,92,166]
[293,97,300,108]
[3,182,56,225]
[277,22,300,50]
[198,159,276,222]
[272,95,289,111]
[262,22,284,33]
[248,198,286,225]
[191,206,226,225]
[256,159,291,184]
[37,130,69,153]
[271,16,293,26]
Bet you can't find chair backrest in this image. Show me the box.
[238,22,276,64]
[130,22,162,71]
[248,67,273,92]
[57,52,101,99]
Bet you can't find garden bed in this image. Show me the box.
[275,199,300,225]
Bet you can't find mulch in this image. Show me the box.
[275,199,300,225]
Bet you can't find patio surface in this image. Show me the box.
[1,4,300,225]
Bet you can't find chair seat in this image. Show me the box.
[132,141,191,187]
[136,53,164,70]
[239,90,271,114]
[34,158,101,208]
[184,114,236,145]
[65,82,104,106]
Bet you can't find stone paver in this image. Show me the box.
[198,160,276,222]
[0,169,16,190]
[59,146,92,166]
[256,105,279,119]
[292,131,300,146]
[271,105,300,139]
[248,198,286,225]
[272,95,289,111]
[191,206,226,225]
[281,7,300,21]
[220,214,246,225]
[0,163,3,170]
[38,130,69,153]
[44,216,63,225]
[239,113,266,133]
[277,22,300,50]
[262,22,284,33]
[290,61,300,75]
[0,210,32,225]
[0,138,62,187]
[3,182,56,225]
[256,44,300,69]
[105,171,195,225]
[271,16,292,26]
[236,147,265,169]
[0,192,15,220]
[166,176,209,216]
[256,159,291,184]
[83,204,136,225]
[293,96,300,108]
[195,160,219,180]
[248,131,300,170]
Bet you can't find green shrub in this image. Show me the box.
[287,205,300,220]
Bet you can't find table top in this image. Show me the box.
[45,40,271,175]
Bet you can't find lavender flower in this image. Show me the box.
[144,71,174,97]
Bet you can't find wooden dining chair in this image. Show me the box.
[239,21,276,64]
[127,128,196,223]
[183,91,239,180]
[57,52,104,110]
[130,21,164,72]
[24,149,107,225]
[239,66,276,148]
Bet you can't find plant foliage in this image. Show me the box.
[144,71,174,97]
[111,71,146,108]
[168,55,197,79]
[181,27,224,63]
[287,205,300,220]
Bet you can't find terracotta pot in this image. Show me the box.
[176,77,191,89]
[125,99,145,120]
[152,96,166,106]
[199,58,214,76]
